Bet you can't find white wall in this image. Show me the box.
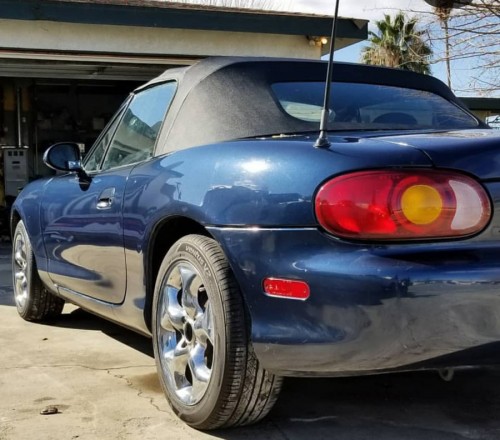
[0,19,327,60]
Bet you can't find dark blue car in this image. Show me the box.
[11,57,500,429]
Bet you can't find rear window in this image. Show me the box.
[272,82,478,131]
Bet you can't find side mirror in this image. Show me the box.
[43,142,88,180]
[43,142,81,172]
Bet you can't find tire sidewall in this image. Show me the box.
[152,237,230,426]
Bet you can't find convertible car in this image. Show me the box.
[11,57,500,429]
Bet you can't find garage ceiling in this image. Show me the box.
[0,50,199,81]
[0,60,170,81]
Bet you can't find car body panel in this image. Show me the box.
[12,180,49,270]
[117,136,433,335]
[375,130,500,180]
[40,167,129,304]
[209,226,500,375]
[123,136,433,232]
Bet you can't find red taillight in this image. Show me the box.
[315,170,491,240]
[263,278,310,300]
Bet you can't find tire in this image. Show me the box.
[152,234,282,430]
[12,220,64,321]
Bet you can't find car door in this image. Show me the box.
[41,81,177,303]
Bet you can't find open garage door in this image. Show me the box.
[0,52,187,186]
[0,50,195,81]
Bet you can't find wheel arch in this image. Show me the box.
[143,215,213,331]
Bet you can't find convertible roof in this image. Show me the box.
[142,57,464,153]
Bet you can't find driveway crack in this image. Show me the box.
[106,370,169,415]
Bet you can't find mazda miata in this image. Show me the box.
[11,57,500,429]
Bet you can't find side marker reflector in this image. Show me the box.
[263,278,310,301]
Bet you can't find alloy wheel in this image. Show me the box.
[157,261,215,406]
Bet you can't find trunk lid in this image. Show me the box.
[372,129,500,180]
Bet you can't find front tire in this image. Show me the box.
[152,234,282,429]
[12,220,64,321]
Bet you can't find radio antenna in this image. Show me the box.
[314,0,341,148]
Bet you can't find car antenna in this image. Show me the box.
[314,0,341,149]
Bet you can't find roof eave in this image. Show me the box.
[0,0,368,39]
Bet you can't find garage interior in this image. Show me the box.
[0,53,186,202]
[0,61,169,199]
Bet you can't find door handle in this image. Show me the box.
[97,187,116,209]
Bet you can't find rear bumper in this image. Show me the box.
[209,226,500,376]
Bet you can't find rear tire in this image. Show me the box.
[152,234,282,429]
[12,220,64,321]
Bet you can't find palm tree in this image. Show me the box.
[361,12,432,74]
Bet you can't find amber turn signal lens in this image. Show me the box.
[401,184,443,225]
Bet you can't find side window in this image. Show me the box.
[84,107,126,172]
[101,82,176,171]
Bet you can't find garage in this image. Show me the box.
[0,0,367,203]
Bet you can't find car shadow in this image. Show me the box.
[0,243,14,306]
[0,240,153,356]
[0,285,15,306]
[52,307,154,358]
[211,368,500,440]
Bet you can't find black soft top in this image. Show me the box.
[138,57,466,153]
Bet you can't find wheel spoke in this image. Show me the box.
[180,266,203,320]
[15,287,27,307]
[188,344,211,401]
[170,342,199,403]
[15,273,27,291]
[170,341,190,381]
[14,238,27,270]
[160,286,184,332]
[14,251,25,269]
[193,302,213,347]
[160,331,177,359]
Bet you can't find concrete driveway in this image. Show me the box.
[1,244,500,440]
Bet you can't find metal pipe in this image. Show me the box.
[16,87,22,148]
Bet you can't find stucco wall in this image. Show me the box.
[0,19,327,60]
